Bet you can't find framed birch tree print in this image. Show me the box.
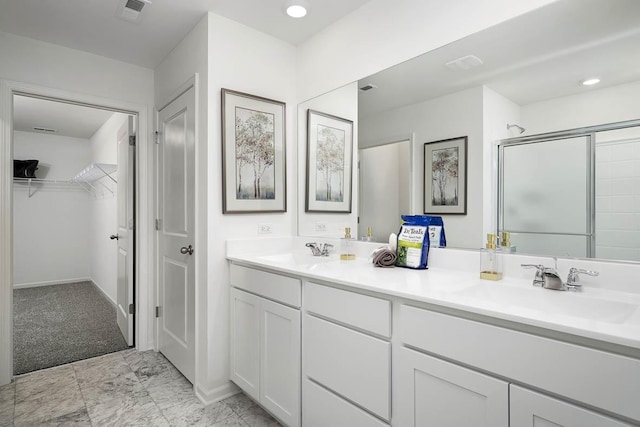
[424,136,467,215]
[306,109,353,213]
[222,89,286,213]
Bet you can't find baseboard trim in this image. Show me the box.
[13,277,92,289]
[89,279,117,306]
[195,381,240,406]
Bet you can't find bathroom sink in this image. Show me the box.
[458,284,637,324]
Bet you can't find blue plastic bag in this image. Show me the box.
[395,215,446,269]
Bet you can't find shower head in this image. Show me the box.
[507,123,526,134]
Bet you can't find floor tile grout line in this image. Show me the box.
[71,361,96,427]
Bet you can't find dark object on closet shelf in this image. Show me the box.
[13,160,39,178]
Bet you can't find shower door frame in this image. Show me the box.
[497,118,640,258]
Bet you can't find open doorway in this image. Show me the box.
[12,94,136,375]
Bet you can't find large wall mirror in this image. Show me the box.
[297,0,640,263]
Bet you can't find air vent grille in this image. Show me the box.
[360,84,378,92]
[33,127,57,133]
[125,0,145,12]
[445,55,483,71]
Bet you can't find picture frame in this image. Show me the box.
[221,88,286,213]
[424,136,468,215]
[306,109,354,213]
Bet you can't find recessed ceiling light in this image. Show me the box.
[581,77,601,86]
[285,1,308,18]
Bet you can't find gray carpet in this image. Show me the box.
[13,281,129,375]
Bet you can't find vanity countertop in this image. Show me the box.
[227,250,640,352]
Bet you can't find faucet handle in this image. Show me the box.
[566,267,599,291]
[521,264,545,287]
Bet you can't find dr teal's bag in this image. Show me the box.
[395,215,446,269]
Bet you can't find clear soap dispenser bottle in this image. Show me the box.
[340,227,356,261]
[499,231,516,253]
[480,233,502,281]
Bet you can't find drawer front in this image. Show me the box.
[399,304,640,423]
[303,379,389,427]
[510,385,633,427]
[305,282,391,337]
[304,314,391,420]
[230,263,301,307]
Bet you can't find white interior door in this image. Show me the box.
[116,116,135,346]
[157,86,195,382]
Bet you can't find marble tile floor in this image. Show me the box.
[0,349,281,427]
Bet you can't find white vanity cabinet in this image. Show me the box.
[303,282,392,426]
[397,304,640,427]
[229,265,301,427]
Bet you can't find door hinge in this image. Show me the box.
[154,131,161,144]
[155,218,161,230]
[129,219,135,231]
[129,135,136,146]
[155,306,161,318]
[128,303,136,315]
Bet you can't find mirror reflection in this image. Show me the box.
[298,0,640,263]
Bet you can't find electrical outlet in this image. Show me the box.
[314,222,328,232]
[258,223,273,234]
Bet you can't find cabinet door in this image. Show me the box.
[230,288,260,401]
[261,298,301,427]
[510,385,634,427]
[396,347,508,427]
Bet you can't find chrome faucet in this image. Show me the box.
[522,264,564,290]
[521,264,599,292]
[305,242,333,257]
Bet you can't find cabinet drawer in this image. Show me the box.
[510,385,633,427]
[305,282,391,337]
[230,264,301,307]
[303,379,389,427]
[304,314,391,420]
[399,304,640,423]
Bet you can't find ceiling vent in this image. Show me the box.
[359,84,378,92]
[117,0,151,23]
[445,55,483,71]
[33,127,57,133]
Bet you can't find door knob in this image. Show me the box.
[180,245,194,255]
[110,234,119,240]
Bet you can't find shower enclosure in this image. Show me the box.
[497,119,640,261]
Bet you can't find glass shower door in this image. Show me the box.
[499,135,593,257]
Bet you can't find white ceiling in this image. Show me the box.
[358,0,640,118]
[0,0,370,69]
[13,96,116,139]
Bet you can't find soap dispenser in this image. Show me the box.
[340,227,356,261]
[499,231,516,253]
[480,233,502,281]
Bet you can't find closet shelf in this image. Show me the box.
[13,178,82,198]
[14,163,118,199]
[72,163,117,184]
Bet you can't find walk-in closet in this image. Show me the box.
[12,94,135,374]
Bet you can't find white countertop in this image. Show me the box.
[227,246,640,352]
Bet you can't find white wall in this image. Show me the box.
[296,0,558,101]
[359,87,484,249]
[297,83,359,238]
[482,86,522,238]
[521,80,640,134]
[13,131,91,286]
[89,113,126,303]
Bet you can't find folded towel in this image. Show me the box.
[372,248,397,268]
